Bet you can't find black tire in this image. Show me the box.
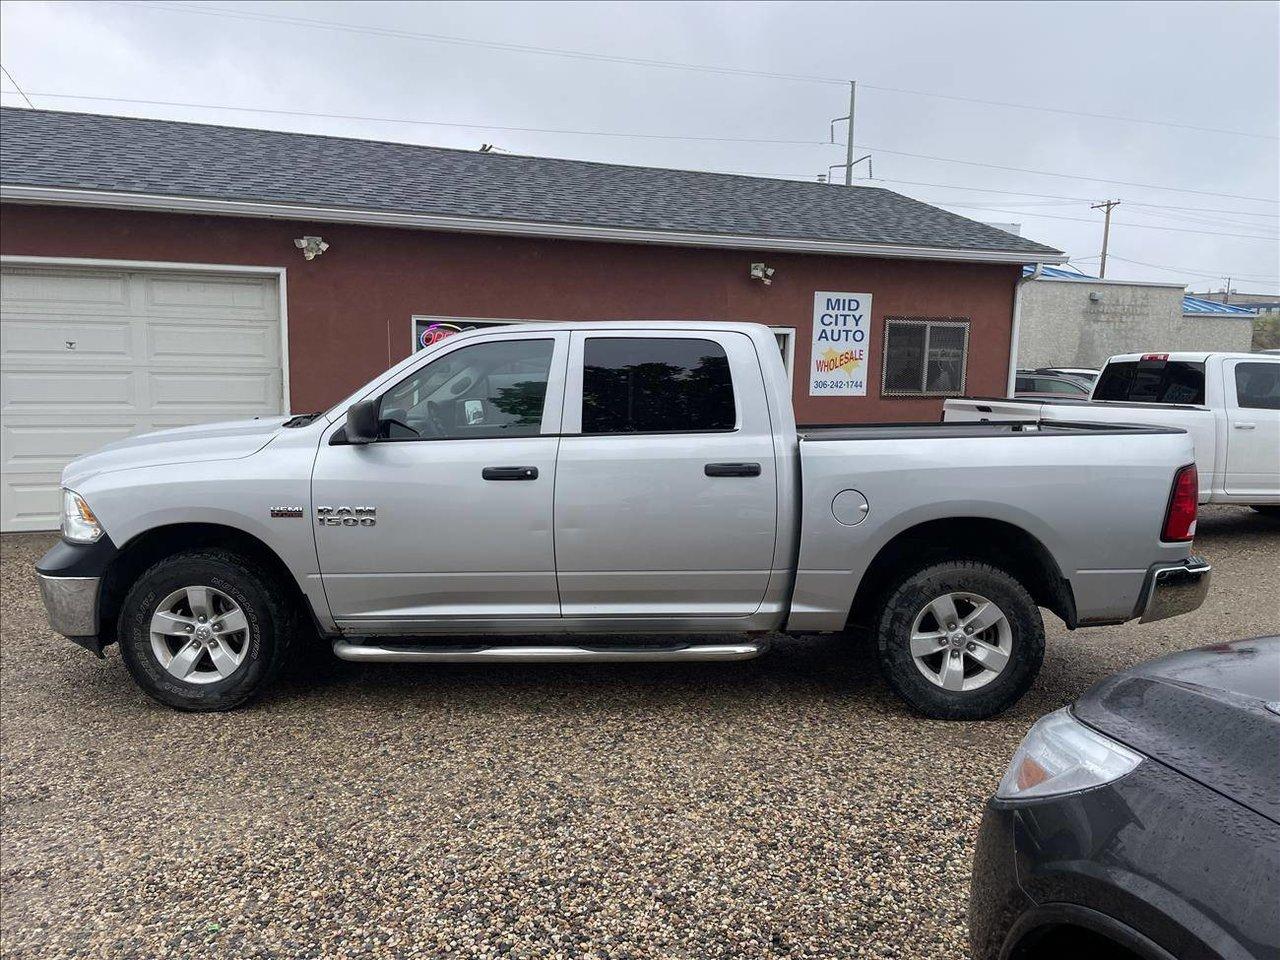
[874,560,1044,720]
[117,549,296,711]
[1251,505,1280,519]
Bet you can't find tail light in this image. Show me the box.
[1162,464,1198,542]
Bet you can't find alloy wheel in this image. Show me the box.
[149,585,250,684]
[908,591,1013,693]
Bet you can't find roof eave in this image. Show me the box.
[1030,274,1186,289]
[0,184,1066,266]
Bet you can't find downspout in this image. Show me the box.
[1007,263,1043,396]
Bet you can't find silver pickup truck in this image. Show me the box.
[37,322,1210,718]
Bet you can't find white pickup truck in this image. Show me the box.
[36,323,1210,719]
[946,352,1280,512]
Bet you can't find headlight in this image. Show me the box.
[61,489,103,543]
[997,707,1142,800]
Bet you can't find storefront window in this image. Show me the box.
[881,318,970,397]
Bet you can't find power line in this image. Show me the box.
[112,0,1280,141]
[0,64,34,108]
[7,89,1275,205]
[1117,205,1280,233]
[859,144,1276,203]
[1,91,834,147]
[119,0,847,84]
[1127,201,1278,219]
[869,176,1279,218]
[1071,253,1277,286]
[932,201,1277,241]
[860,82,1278,141]
[1106,254,1279,283]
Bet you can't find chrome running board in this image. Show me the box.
[332,640,763,663]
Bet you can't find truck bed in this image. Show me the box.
[787,419,1197,633]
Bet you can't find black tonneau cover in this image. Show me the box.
[798,420,1186,442]
[957,396,1205,412]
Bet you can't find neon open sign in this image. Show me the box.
[418,322,464,349]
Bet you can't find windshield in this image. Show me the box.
[1093,359,1206,405]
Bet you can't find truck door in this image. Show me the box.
[1224,359,1280,498]
[553,331,779,618]
[312,331,569,630]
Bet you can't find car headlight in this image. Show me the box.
[997,707,1142,800]
[61,489,104,543]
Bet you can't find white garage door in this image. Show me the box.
[1,264,283,531]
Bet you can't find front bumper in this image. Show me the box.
[37,574,104,654]
[970,758,1278,960]
[1139,556,1211,623]
[35,535,117,657]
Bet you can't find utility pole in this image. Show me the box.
[1091,200,1120,278]
[829,81,871,185]
[844,80,856,186]
[1221,277,1232,304]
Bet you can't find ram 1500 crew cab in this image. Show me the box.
[945,351,1280,512]
[37,323,1211,718]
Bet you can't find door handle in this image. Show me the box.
[1234,422,1256,430]
[704,462,762,477]
[482,466,539,480]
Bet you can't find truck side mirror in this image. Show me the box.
[345,398,381,444]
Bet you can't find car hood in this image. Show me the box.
[1074,636,1280,824]
[61,416,289,488]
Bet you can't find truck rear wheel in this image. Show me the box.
[874,560,1044,720]
[117,549,295,711]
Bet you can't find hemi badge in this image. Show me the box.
[270,506,304,518]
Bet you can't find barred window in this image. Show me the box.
[881,318,970,396]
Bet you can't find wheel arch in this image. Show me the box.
[1001,903,1179,960]
[846,516,1077,631]
[97,522,318,648]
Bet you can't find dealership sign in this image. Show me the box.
[810,292,872,396]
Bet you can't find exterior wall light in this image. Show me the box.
[294,236,330,260]
[750,262,775,286]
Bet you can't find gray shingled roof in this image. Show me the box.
[0,108,1062,259]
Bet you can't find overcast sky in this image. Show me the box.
[2,0,1277,292]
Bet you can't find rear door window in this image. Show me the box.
[1093,360,1206,404]
[1235,362,1280,410]
[581,337,736,434]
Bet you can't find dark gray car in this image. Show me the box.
[970,636,1280,960]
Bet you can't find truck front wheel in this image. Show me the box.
[874,561,1044,720]
[117,549,295,711]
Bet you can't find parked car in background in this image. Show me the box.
[1013,369,1094,399]
[970,636,1280,960]
[1026,366,1100,386]
[947,352,1280,511]
[36,322,1211,718]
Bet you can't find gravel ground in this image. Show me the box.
[2,506,1278,960]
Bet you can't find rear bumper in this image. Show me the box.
[1139,556,1211,624]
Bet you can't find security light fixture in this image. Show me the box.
[294,236,329,260]
[750,262,776,286]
